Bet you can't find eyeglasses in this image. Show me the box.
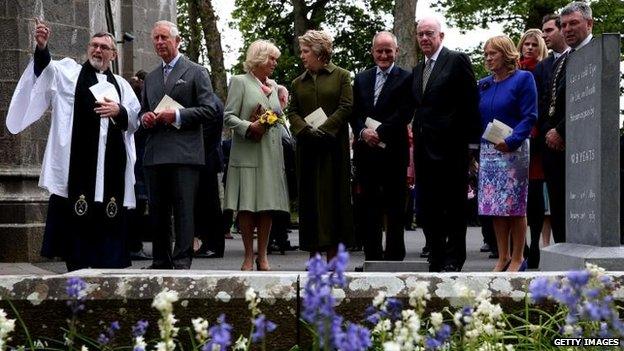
[89,43,114,51]
[416,31,437,39]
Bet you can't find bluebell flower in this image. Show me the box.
[98,321,120,345]
[567,270,590,287]
[598,322,610,338]
[328,244,349,287]
[335,323,372,351]
[251,314,277,343]
[529,277,551,302]
[307,254,328,278]
[425,324,451,350]
[66,277,87,314]
[385,298,403,321]
[97,333,110,345]
[364,305,381,325]
[132,320,149,337]
[203,314,232,351]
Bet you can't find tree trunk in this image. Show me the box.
[197,0,228,102]
[393,0,418,69]
[186,0,201,63]
[292,0,309,55]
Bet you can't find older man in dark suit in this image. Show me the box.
[542,1,593,244]
[351,31,412,262]
[140,20,220,269]
[410,17,481,272]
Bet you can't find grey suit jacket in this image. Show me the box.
[140,55,218,166]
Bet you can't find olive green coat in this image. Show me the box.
[287,63,354,251]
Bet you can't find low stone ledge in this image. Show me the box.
[0,271,622,349]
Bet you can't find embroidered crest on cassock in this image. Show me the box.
[106,197,118,218]
[74,195,88,216]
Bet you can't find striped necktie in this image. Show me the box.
[163,64,173,84]
[374,70,388,105]
[422,59,434,93]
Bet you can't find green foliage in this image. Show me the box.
[230,0,393,85]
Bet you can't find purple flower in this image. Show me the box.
[567,270,590,287]
[385,298,403,321]
[251,314,277,343]
[307,254,328,278]
[98,321,120,345]
[203,314,232,351]
[425,324,451,350]
[335,323,372,351]
[529,277,552,303]
[132,320,149,337]
[328,244,349,287]
[66,277,87,314]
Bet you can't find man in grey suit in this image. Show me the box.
[140,20,220,269]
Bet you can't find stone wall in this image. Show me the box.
[0,0,176,262]
[0,271,622,349]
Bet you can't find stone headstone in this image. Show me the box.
[541,34,624,271]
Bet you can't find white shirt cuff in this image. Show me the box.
[172,109,181,129]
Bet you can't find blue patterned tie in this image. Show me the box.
[374,70,388,105]
[163,64,173,84]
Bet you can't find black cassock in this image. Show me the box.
[39,51,130,270]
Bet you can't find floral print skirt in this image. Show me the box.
[478,140,529,216]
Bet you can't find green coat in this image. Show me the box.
[287,63,354,251]
[223,73,289,212]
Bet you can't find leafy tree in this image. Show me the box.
[433,0,624,53]
[230,0,394,85]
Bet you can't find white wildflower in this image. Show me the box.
[81,346,88,351]
[483,323,495,335]
[233,335,248,350]
[383,341,401,351]
[152,289,179,314]
[505,345,515,351]
[528,324,540,332]
[0,309,15,351]
[191,318,208,342]
[562,324,575,336]
[409,281,431,301]
[373,291,387,308]
[430,312,443,329]
[133,336,147,351]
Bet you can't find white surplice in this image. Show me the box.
[6,58,141,208]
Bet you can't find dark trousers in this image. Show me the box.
[480,215,496,253]
[144,164,200,269]
[127,198,149,252]
[543,148,566,243]
[526,179,545,268]
[419,157,468,272]
[360,167,406,261]
[195,169,224,256]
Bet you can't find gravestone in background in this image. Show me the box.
[541,34,624,271]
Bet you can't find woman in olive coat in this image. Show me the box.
[287,30,354,261]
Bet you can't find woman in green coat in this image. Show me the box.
[224,40,289,271]
[287,30,354,261]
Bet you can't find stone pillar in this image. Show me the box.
[121,0,178,79]
[0,0,91,262]
[0,0,176,262]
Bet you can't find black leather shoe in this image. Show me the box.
[480,243,491,252]
[488,251,499,259]
[130,249,152,260]
[354,266,364,272]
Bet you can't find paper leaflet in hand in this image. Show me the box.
[89,81,120,103]
[304,107,328,129]
[364,117,386,149]
[154,94,185,113]
[482,118,513,145]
